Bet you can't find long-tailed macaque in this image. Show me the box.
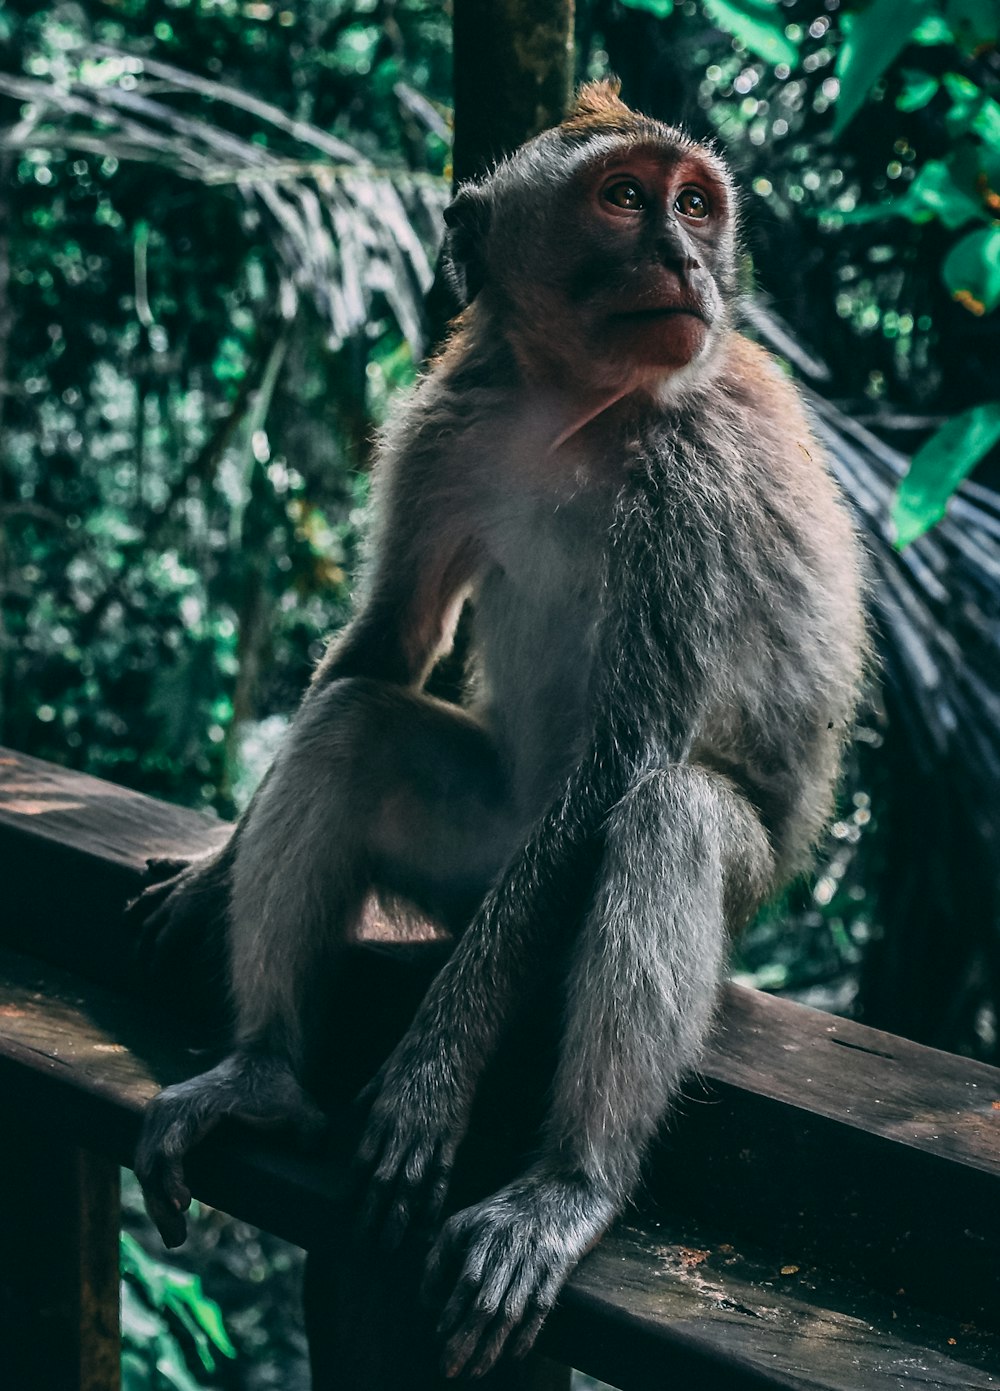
[134,80,865,1379]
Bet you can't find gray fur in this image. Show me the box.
[134,83,865,1376]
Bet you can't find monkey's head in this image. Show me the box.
[443,80,740,396]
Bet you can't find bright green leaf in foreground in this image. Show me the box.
[943,72,1000,147]
[619,0,675,17]
[828,158,984,229]
[121,1232,237,1373]
[833,0,934,136]
[893,403,1000,547]
[911,13,956,44]
[898,158,985,228]
[896,69,940,112]
[702,0,799,69]
[942,224,1000,313]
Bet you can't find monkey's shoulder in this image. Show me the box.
[714,333,812,433]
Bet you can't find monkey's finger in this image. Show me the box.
[352,1067,387,1117]
[134,1139,193,1248]
[131,880,197,974]
[464,1305,522,1381]
[418,1140,454,1230]
[140,1170,191,1249]
[135,1084,226,1247]
[506,1298,550,1363]
[467,1256,560,1377]
[375,1139,440,1249]
[436,1244,499,1349]
[444,1285,524,1382]
[422,1222,465,1310]
[356,1142,406,1238]
[441,1292,497,1380]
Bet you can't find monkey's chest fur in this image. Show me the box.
[459,381,860,856]
[472,471,606,820]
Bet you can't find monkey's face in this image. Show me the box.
[444,113,739,398]
[563,141,734,380]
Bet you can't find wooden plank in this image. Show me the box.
[0,1127,121,1391]
[0,747,228,994]
[5,750,1000,1346]
[0,947,997,1391]
[559,1222,1000,1391]
[713,984,1000,1176]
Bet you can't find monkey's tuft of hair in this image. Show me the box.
[567,77,625,119]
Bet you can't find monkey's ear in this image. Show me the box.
[442,181,492,307]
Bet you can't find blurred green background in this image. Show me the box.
[1,1,999,1386]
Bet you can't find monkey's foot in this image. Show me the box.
[135,1051,328,1248]
[127,850,231,978]
[423,1169,614,1379]
[355,1048,472,1249]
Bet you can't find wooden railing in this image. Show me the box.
[1,745,999,1390]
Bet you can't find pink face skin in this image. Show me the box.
[584,147,730,373]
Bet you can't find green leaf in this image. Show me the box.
[896,70,940,111]
[833,0,935,137]
[827,158,983,229]
[942,72,1000,147]
[911,13,956,43]
[893,402,1000,546]
[945,0,999,54]
[702,0,799,68]
[120,1232,236,1371]
[905,158,985,227]
[619,0,675,16]
[942,224,1000,312]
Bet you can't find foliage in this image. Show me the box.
[893,400,1000,544]
[122,1230,235,1389]
[0,0,449,813]
[691,0,1000,544]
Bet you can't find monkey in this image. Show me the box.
[133,79,865,1382]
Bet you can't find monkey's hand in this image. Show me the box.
[356,1040,474,1249]
[135,1051,328,1248]
[127,848,232,979]
[422,1168,615,1379]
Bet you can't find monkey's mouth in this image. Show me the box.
[614,305,709,324]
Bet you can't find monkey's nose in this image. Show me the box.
[656,237,700,282]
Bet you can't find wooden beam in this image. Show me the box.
[4,748,1000,1386]
[0,1130,120,1391]
[0,947,998,1390]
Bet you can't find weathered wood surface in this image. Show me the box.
[3,746,1000,1387]
[0,948,997,1391]
[0,1130,121,1391]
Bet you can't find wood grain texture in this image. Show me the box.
[710,984,1000,1176]
[0,948,997,1391]
[0,1131,121,1391]
[4,747,1000,1388]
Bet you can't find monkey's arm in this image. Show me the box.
[357,491,713,1239]
[425,764,774,1377]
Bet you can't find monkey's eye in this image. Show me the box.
[675,187,710,219]
[602,179,646,211]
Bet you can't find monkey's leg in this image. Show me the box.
[136,677,517,1247]
[425,764,774,1378]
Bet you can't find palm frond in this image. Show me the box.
[0,50,449,356]
[751,303,1000,842]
